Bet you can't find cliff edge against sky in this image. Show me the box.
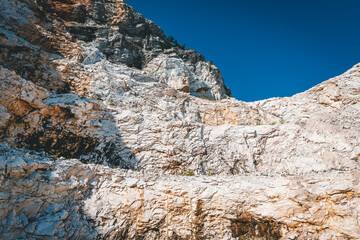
[0,0,359,239]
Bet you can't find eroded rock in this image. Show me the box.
[0,0,359,239]
[0,145,359,239]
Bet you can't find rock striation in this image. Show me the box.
[1,144,360,239]
[0,0,359,239]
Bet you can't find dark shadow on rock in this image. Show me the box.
[13,93,138,169]
[0,29,137,170]
[230,212,284,240]
[0,28,70,93]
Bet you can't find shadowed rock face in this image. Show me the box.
[0,66,136,168]
[0,0,360,239]
[0,0,229,99]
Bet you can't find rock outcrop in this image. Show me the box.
[0,0,359,239]
[1,144,360,239]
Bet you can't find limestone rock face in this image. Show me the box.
[0,145,98,239]
[1,144,360,239]
[0,0,360,239]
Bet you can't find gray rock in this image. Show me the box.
[24,222,36,234]
[6,157,27,169]
[34,221,58,236]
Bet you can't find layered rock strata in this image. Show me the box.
[0,0,359,239]
[1,144,359,239]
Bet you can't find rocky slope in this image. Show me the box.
[0,0,359,239]
[1,144,359,239]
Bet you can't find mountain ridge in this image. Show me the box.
[0,0,359,239]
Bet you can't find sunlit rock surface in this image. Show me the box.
[0,0,359,239]
[1,145,360,239]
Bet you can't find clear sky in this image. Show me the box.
[126,0,360,101]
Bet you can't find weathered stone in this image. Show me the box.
[126,178,139,188]
[34,221,59,236]
[1,145,358,239]
[0,0,359,239]
[6,157,27,169]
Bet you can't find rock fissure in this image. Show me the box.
[0,0,360,239]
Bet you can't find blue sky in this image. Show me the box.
[126,0,360,101]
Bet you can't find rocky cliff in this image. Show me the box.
[0,0,359,239]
